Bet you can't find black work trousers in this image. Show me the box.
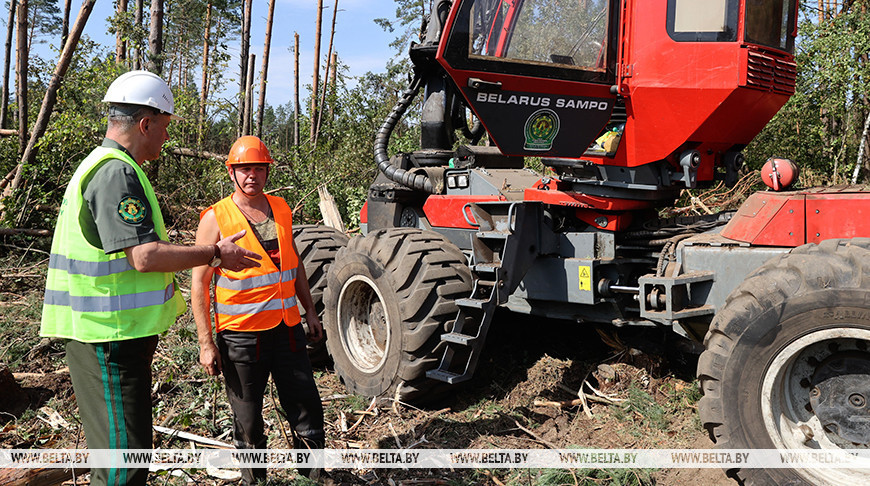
[216,323,324,484]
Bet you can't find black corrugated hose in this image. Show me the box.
[373,73,435,193]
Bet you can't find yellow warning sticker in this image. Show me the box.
[578,265,592,291]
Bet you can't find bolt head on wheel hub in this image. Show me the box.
[810,352,870,445]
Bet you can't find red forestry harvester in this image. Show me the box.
[302,1,870,483]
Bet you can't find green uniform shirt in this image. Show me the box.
[81,139,161,253]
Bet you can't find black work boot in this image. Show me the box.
[294,435,325,479]
[235,438,268,486]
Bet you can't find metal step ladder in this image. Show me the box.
[426,201,541,384]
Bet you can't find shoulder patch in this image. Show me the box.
[118,196,147,224]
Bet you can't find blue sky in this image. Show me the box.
[41,0,407,107]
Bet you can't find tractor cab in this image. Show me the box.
[434,0,798,190]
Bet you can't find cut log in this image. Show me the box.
[152,425,232,448]
[0,467,88,486]
[13,367,69,380]
[169,147,227,161]
[0,166,15,190]
[0,228,52,237]
[317,185,345,232]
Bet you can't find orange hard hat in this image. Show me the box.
[226,136,274,166]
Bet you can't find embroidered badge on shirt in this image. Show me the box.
[118,196,147,224]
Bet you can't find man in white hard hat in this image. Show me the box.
[40,71,261,486]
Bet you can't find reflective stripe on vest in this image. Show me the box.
[49,253,134,276]
[40,146,186,342]
[215,296,298,316]
[45,282,176,312]
[207,194,301,332]
[215,268,297,291]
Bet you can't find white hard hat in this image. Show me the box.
[102,70,182,120]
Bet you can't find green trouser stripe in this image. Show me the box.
[97,343,128,486]
[96,345,118,486]
[109,342,128,485]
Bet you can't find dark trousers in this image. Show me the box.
[217,323,324,484]
[66,335,158,486]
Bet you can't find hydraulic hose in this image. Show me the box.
[461,117,485,145]
[374,73,435,193]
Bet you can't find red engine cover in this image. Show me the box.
[722,187,870,246]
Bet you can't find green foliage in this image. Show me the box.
[746,2,870,183]
[26,0,62,46]
[663,380,701,411]
[0,278,53,368]
[374,0,426,54]
[495,466,656,486]
[611,384,668,433]
[321,393,368,439]
[461,398,507,420]
[535,467,655,486]
[264,67,415,227]
[2,45,118,228]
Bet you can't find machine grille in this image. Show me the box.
[744,47,796,95]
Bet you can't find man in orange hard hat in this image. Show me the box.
[191,136,325,483]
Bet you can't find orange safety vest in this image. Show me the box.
[206,195,301,332]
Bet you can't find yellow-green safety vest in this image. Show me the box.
[40,146,186,342]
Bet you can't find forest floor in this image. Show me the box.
[0,249,734,486]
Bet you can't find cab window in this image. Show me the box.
[444,0,617,84]
[745,0,797,53]
[667,0,739,42]
[470,0,611,72]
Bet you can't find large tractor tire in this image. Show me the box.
[293,224,349,366]
[323,228,472,402]
[698,239,870,485]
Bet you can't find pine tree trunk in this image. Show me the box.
[255,0,275,139]
[61,0,71,46]
[314,0,339,149]
[310,0,323,141]
[148,0,164,75]
[133,0,143,69]
[237,0,252,137]
[20,0,95,166]
[293,32,299,147]
[2,0,96,210]
[182,37,189,87]
[851,110,870,184]
[1,0,16,130]
[199,1,212,144]
[115,0,127,63]
[329,51,337,125]
[25,1,33,53]
[242,53,255,136]
[16,0,27,157]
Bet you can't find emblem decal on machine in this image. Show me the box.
[465,87,613,156]
[523,109,560,151]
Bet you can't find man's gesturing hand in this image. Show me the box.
[217,230,262,271]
